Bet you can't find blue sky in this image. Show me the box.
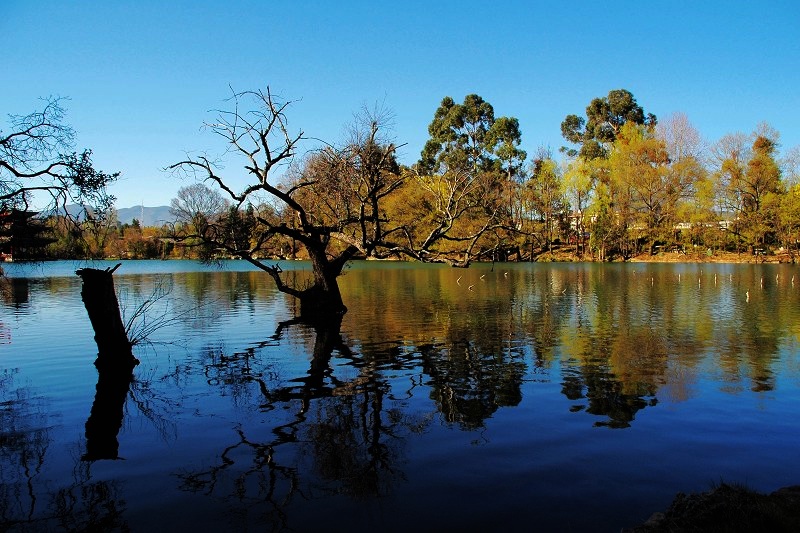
[3,1,799,208]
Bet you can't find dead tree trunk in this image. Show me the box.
[75,264,139,370]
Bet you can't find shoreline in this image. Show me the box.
[623,483,800,532]
[536,249,797,265]
[2,250,797,266]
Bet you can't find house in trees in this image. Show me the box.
[0,210,55,261]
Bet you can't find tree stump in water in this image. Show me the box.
[75,264,139,370]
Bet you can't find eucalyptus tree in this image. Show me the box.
[560,88,657,160]
[169,88,400,320]
[410,94,525,266]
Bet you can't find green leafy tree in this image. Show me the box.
[609,123,689,253]
[587,182,622,261]
[560,89,656,160]
[412,94,524,266]
[778,184,800,258]
[715,130,784,250]
[562,157,595,255]
[523,149,567,253]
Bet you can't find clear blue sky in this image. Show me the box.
[3,0,799,208]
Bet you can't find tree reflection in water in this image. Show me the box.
[418,340,526,430]
[51,466,129,532]
[177,317,430,529]
[4,262,798,530]
[175,301,545,530]
[0,370,130,531]
[0,369,49,528]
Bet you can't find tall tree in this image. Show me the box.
[523,148,567,253]
[609,123,692,253]
[778,184,800,259]
[714,129,784,250]
[560,89,656,160]
[562,157,595,255]
[411,94,524,266]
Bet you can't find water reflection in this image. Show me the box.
[1,277,30,308]
[338,263,800,427]
[1,261,799,531]
[177,318,426,529]
[0,369,50,527]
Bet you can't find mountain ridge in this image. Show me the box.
[115,205,172,226]
[63,204,172,226]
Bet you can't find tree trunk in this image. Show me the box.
[76,265,139,370]
[296,246,349,321]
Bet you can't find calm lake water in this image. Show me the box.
[2,259,799,532]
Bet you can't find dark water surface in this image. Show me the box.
[2,260,799,532]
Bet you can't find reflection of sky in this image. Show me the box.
[2,259,312,278]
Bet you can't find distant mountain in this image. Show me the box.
[61,204,173,227]
[116,205,172,226]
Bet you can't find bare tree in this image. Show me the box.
[170,183,229,229]
[781,144,800,188]
[1,96,117,215]
[169,88,401,320]
[657,112,707,164]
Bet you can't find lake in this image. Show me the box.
[2,259,799,531]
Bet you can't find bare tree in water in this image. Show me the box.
[169,88,401,321]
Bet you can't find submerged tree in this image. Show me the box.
[169,88,401,320]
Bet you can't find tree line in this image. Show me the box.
[4,88,800,318]
[166,88,798,262]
